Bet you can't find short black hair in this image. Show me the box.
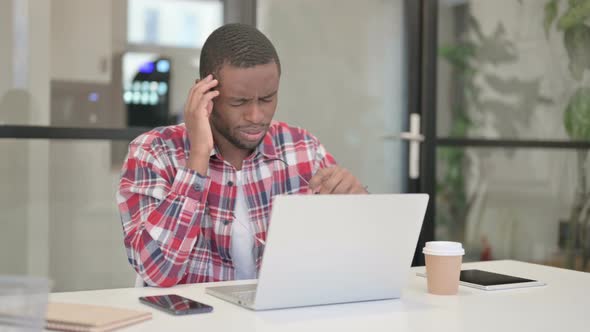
[199,23,281,79]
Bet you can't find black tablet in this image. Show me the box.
[417,269,546,290]
[459,269,545,290]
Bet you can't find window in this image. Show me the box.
[127,0,224,49]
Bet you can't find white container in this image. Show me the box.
[0,276,51,331]
[422,241,465,256]
[422,241,465,295]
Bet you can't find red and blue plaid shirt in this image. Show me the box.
[117,121,336,287]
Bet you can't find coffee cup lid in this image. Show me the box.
[422,241,465,256]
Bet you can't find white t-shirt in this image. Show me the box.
[230,170,257,280]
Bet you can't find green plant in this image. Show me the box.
[436,6,552,255]
[436,43,475,243]
[436,17,508,244]
[437,12,548,246]
[544,0,590,270]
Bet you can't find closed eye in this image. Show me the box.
[259,91,277,103]
[230,99,249,107]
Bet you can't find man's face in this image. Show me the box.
[210,62,280,152]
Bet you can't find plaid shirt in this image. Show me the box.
[117,121,336,287]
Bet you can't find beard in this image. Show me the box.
[210,114,268,151]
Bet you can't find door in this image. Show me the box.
[256,0,435,266]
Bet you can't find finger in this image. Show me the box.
[308,172,323,190]
[308,176,321,191]
[352,185,368,194]
[186,78,218,114]
[185,78,210,113]
[194,78,219,96]
[332,172,355,194]
[195,90,220,116]
[197,74,212,83]
[308,184,321,195]
[191,75,212,95]
[185,83,200,115]
[206,100,214,116]
[320,168,346,194]
[195,74,211,84]
[308,166,336,190]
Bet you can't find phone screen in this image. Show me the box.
[460,269,536,286]
[139,294,213,315]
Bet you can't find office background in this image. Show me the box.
[1,0,589,292]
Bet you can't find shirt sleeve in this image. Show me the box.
[117,140,210,287]
[312,139,337,173]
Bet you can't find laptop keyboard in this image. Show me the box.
[206,284,258,306]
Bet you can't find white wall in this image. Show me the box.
[0,0,51,279]
[49,141,134,291]
[0,0,135,291]
[257,0,407,193]
[51,0,113,83]
[0,0,11,103]
[1,0,221,291]
[47,0,135,291]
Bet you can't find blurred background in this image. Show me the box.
[1,0,589,292]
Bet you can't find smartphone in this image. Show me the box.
[139,294,213,315]
[416,269,546,291]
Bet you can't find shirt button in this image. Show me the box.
[227,181,234,186]
[223,219,231,225]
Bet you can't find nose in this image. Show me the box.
[243,102,265,124]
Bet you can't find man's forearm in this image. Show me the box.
[187,150,210,175]
[122,187,209,287]
[119,164,212,287]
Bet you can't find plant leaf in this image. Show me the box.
[438,43,476,71]
[563,24,590,80]
[564,87,590,140]
[558,0,590,30]
[544,0,559,38]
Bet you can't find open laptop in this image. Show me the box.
[205,194,429,310]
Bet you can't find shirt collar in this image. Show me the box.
[253,130,278,159]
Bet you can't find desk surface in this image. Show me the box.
[49,260,590,332]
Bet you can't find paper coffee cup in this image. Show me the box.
[423,241,465,295]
